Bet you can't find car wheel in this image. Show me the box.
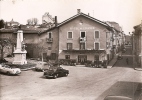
[53,74,58,79]
[7,71,10,75]
[65,73,68,76]
[15,71,19,75]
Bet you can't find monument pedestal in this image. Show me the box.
[13,49,27,65]
[12,30,27,65]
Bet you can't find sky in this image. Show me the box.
[0,0,142,34]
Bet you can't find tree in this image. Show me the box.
[27,18,38,25]
[0,38,15,60]
[27,19,33,25]
[33,18,38,25]
[27,19,31,25]
[0,19,5,29]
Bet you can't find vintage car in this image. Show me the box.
[117,55,123,60]
[0,64,21,75]
[35,62,50,72]
[104,95,132,100]
[122,48,126,53]
[0,58,8,63]
[43,67,69,79]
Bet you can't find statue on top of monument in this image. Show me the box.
[18,24,21,30]
[21,40,26,51]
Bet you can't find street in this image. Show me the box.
[0,46,142,100]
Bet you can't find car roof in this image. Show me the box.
[104,95,132,100]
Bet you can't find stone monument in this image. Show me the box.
[13,29,27,65]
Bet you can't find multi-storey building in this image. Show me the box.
[5,19,19,29]
[0,28,39,57]
[1,10,123,67]
[41,12,56,28]
[108,22,124,53]
[43,9,116,66]
[133,24,142,67]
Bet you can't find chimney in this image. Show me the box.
[55,16,57,27]
[88,13,90,16]
[77,9,81,14]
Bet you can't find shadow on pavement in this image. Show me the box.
[114,56,134,68]
[95,81,142,100]
[114,46,135,69]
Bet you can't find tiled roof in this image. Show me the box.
[58,12,108,27]
[0,28,46,34]
[40,12,110,34]
[108,22,121,32]
[0,29,16,33]
[133,24,142,35]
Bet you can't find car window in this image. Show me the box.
[60,67,63,69]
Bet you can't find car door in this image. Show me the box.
[0,66,5,73]
[1,67,7,73]
[56,67,62,76]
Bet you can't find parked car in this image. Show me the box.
[0,58,8,63]
[104,95,132,100]
[35,62,50,72]
[43,67,69,79]
[117,55,123,60]
[0,64,21,75]
[122,48,126,53]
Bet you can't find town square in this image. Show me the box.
[0,0,142,100]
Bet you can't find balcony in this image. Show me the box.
[79,37,86,43]
[62,48,105,53]
[46,38,53,43]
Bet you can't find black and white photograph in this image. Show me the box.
[0,0,142,100]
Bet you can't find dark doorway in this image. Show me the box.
[81,32,86,38]
[78,55,87,64]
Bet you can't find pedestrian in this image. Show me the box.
[126,58,129,64]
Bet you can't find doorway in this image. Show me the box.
[78,55,87,64]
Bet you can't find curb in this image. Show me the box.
[21,67,35,71]
[134,68,142,71]
[107,59,118,69]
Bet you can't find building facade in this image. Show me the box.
[133,24,142,67]
[5,19,19,29]
[43,10,116,67]
[1,10,124,67]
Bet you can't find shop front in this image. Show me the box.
[59,50,107,67]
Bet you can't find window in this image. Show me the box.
[80,43,85,50]
[106,32,109,38]
[50,53,56,60]
[65,55,70,59]
[94,31,100,38]
[43,53,47,60]
[49,32,52,38]
[67,32,73,39]
[80,32,86,38]
[94,42,99,50]
[67,43,72,50]
[94,55,99,61]
[48,47,51,50]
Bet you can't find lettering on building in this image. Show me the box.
[70,27,95,30]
